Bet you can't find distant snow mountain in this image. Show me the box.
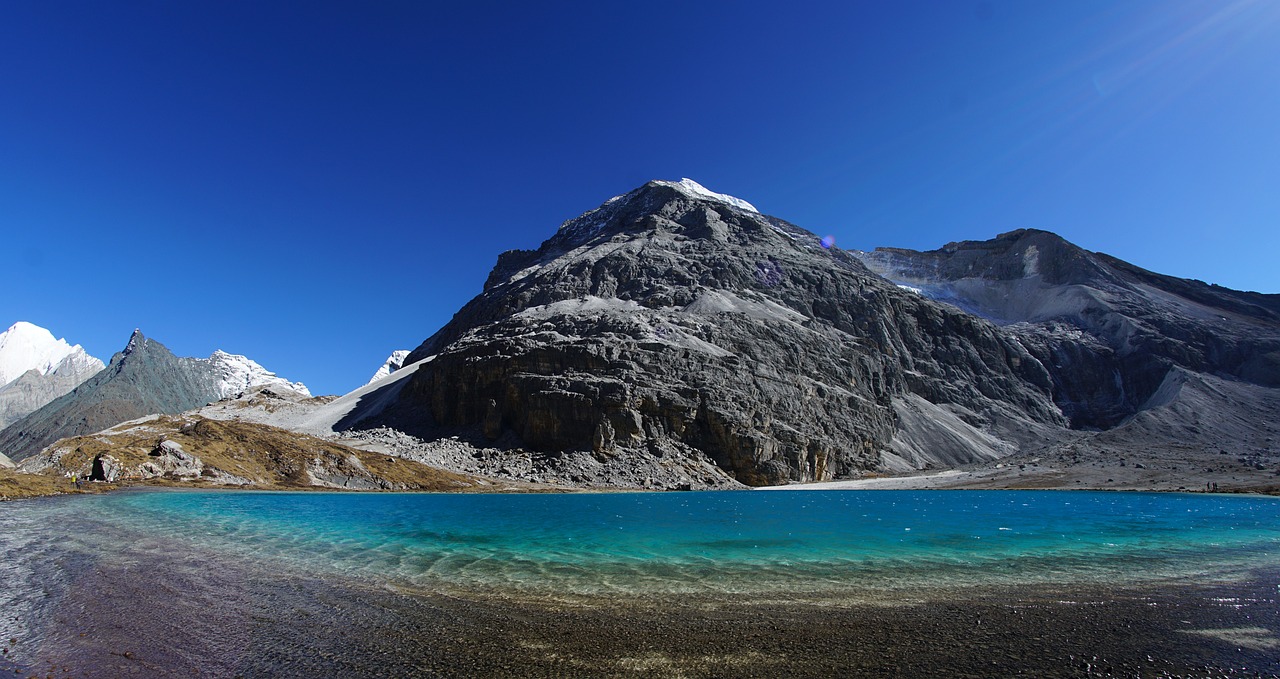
[0,329,309,462]
[208,350,311,398]
[366,350,410,385]
[0,322,105,430]
[0,321,103,387]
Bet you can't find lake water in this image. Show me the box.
[3,489,1279,677]
[4,489,1278,596]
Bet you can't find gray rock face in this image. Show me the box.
[855,229,1280,428]
[90,453,121,482]
[139,439,204,479]
[350,181,1068,486]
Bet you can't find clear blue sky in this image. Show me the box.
[3,1,1278,395]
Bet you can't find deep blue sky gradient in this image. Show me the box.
[3,1,1278,395]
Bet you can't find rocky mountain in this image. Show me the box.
[367,350,410,385]
[320,179,1278,489]
[0,330,309,462]
[0,322,104,429]
[11,182,1270,493]
[334,179,1079,486]
[854,229,1280,428]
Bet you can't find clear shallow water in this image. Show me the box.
[5,489,1278,597]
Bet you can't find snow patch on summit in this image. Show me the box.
[554,178,758,243]
[206,350,311,399]
[657,178,759,213]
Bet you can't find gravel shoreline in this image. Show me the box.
[7,553,1279,677]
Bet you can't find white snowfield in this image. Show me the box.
[206,350,311,398]
[0,321,103,387]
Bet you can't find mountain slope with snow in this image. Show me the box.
[0,322,105,430]
[315,178,1280,490]
[656,178,758,213]
[0,330,310,462]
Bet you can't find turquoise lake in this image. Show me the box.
[5,489,1278,597]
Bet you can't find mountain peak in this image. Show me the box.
[367,350,411,386]
[123,328,147,354]
[206,350,311,398]
[0,321,97,387]
[554,178,759,244]
[653,178,758,213]
[0,322,105,430]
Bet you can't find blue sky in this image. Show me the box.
[3,1,1278,395]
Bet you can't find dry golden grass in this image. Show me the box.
[6,415,479,499]
[0,469,87,500]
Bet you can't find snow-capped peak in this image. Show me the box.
[657,178,759,213]
[366,350,410,386]
[554,179,759,242]
[0,321,101,387]
[206,350,311,398]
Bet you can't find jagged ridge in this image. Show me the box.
[855,229,1280,427]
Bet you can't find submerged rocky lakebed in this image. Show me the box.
[2,488,1278,676]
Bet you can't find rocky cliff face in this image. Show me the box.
[855,229,1280,428]
[344,180,1068,486]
